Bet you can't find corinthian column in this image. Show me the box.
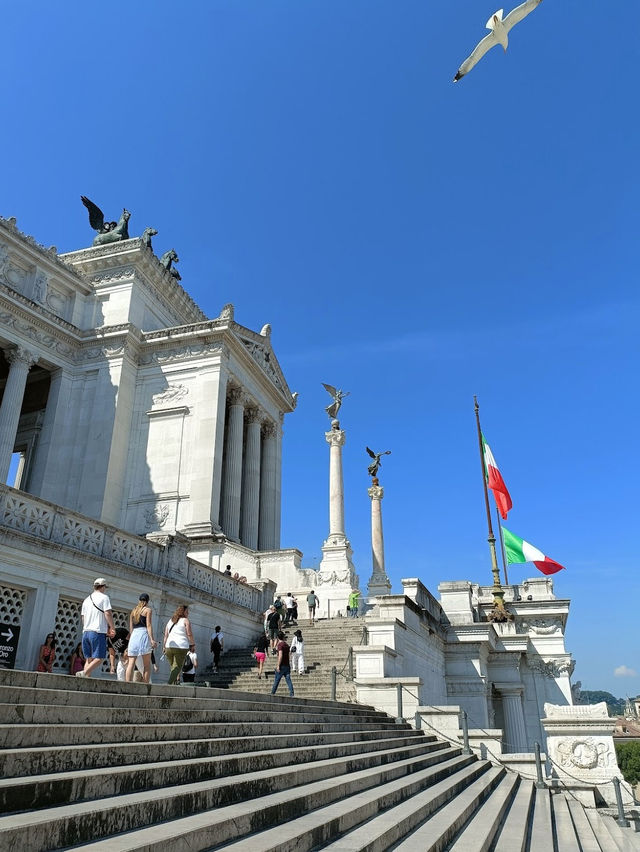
[367,484,391,596]
[240,406,262,550]
[258,420,277,551]
[326,425,346,541]
[0,346,37,483]
[221,387,245,541]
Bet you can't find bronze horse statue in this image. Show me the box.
[81,196,131,246]
[160,248,181,281]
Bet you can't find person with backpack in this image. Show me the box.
[181,648,198,683]
[266,606,281,655]
[163,604,195,685]
[210,626,224,673]
[78,578,116,677]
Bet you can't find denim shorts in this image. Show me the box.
[82,630,107,660]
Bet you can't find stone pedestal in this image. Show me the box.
[542,702,635,806]
[367,482,391,598]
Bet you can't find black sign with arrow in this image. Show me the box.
[0,623,21,670]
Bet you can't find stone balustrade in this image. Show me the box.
[0,484,266,613]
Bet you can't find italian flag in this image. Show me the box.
[501,526,565,575]
[481,433,512,520]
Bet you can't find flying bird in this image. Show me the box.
[453,0,542,82]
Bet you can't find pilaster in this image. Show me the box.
[221,387,245,541]
[240,407,261,550]
[0,346,37,483]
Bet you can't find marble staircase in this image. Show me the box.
[202,618,364,701]
[0,669,638,851]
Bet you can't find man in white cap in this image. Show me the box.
[78,578,116,678]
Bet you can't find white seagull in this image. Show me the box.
[454,0,543,82]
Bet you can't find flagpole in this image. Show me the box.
[496,507,509,585]
[474,396,509,622]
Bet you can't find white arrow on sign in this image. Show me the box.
[0,628,13,642]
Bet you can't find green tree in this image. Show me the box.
[615,742,640,785]
[580,690,625,717]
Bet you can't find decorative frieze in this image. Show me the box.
[527,655,575,679]
[151,384,188,405]
[139,341,222,365]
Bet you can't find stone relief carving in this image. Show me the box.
[521,617,562,635]
[0,216,81,278]
[32,271,48,304]
[0,310,74,358]
[218,303,234,321]
[0,243,10,280]
[242,339,285,393]
[528,656,575,679]
[139,342,222,365]
[556,737,612,770]
[143,504,170,530]
[152,384,188,405]
[315,570,350,585]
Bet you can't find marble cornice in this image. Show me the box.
[61,239,207,326]
[0,285,81,338]
[0,295,79,364]
[0,217,88,288]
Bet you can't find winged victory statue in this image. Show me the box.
[366,447,391,479]
[322,383,350,421]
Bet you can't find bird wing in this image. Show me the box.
[366,447,376,459]
[454,31,498,81]
[322,383,338,397]
[503,0,542,32]
[81,196,105,232]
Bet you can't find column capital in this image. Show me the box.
[227,386,245,406]
[325,429,346,448]
[5,345,38,369]
[262,420,277,439]
[245,406,262,425]
[368,485,384,500]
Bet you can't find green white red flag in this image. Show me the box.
[481,433,512,519]
[501,526,565,575]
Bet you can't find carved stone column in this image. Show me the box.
[367,484,391,596]
[221,387,245,541]
[0,346,37,483]
[240,406,262,550]
[497,683,529,753]
[326,425,346,541]
[258,420,277,551]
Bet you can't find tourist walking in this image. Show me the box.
[78,578,116,677]
[290,629,305,675]
[69,642,85,676]
[306,590,320,624]
[348,589,361,618]
[210,625,224,673]
[283,593,296,625]
[108,626,129,676]
[271,631,294,697]
[126,594,157,683]
[36,633,56,672]
[253,631,269,679]
[266,606,281,654]
[181,649,198,683]
[163,605,195,685]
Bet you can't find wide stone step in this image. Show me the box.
[0,744,465,851]
[1,728,428,778]
[446,770,520,852]
[490,777,534,851]
[0,718,398,749]
[586,808,638,852]
[552,793,582,852]
[67,753,480,852]
[0,701,391,727]
[0,738,447,814]
[567,798,608,852]
[389,765,505,852]
[529,788,554,849]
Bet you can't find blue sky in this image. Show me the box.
[2,1,638,696]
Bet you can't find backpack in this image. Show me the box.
[182,653,194,673]
[211,635,221,653]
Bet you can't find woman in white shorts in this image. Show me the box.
[126,593,157,683]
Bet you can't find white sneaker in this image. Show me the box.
[75,671,85,678]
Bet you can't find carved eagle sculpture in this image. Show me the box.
[366,446,391,479]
